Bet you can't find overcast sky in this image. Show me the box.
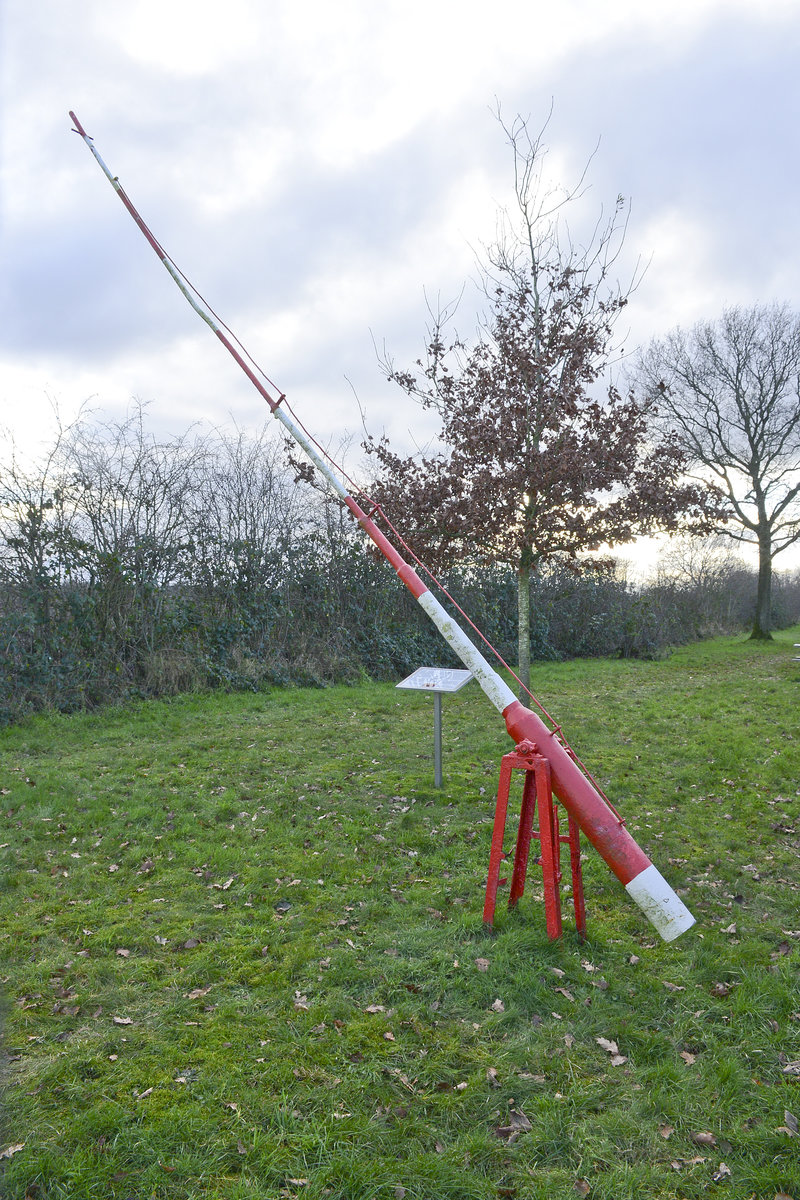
[2,0,799,513]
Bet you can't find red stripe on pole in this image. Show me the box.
[502,700,651,886]
[213,331,281,411]
[344,496,428,599]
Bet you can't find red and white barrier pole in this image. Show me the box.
[69,112,695,942]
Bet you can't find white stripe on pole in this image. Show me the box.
[273,406,349,500]
[625,864,696,941]
[417,590,517,714]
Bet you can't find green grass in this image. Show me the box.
[1,629,799,1199]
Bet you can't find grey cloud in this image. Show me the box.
[2,1,800,459]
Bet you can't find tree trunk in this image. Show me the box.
[517,562,531,697]
[750,525,773,640]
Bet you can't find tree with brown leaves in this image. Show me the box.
[366,114,716,690]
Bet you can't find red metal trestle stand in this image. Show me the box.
[483,739,587,939]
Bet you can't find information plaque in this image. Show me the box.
[396,667,473,694]
[396,668,473,786]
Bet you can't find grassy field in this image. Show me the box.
[1,630,799,1199]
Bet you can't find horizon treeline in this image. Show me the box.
[1,409,798,726]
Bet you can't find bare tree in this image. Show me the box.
[187,423,307,602]
[654,534,754,633]
[634,303,800,638]
[62,403,209,658]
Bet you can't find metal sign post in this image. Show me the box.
[396,668,473,787]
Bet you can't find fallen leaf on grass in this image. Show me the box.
[663,981,685,992]
[595,1037,627,1066]
[174,1073,193,1084]
[712,1162,731,1182]
[134,1087,153,1100]
[475,958,490,972]
[689,1131,717,1147]
[574,1181,591,1197]
[770,942,792,960]
[116,948,130,958]
[776,1110,798,1137]
[384,1031,396,1042]
[487,1067,500,1088]
[782,1060,800,1076]
[493,1107,532,1143]
[711,981,731,998]
[658,1124,674,1139]
[386,1069,415,1092]
[555,987,575,1002]
[491,998,505,1012]
[0,1144,24,1160]
[680,1050,697,1065]
[112,1016,133,1025]
[185,986,212,1000]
